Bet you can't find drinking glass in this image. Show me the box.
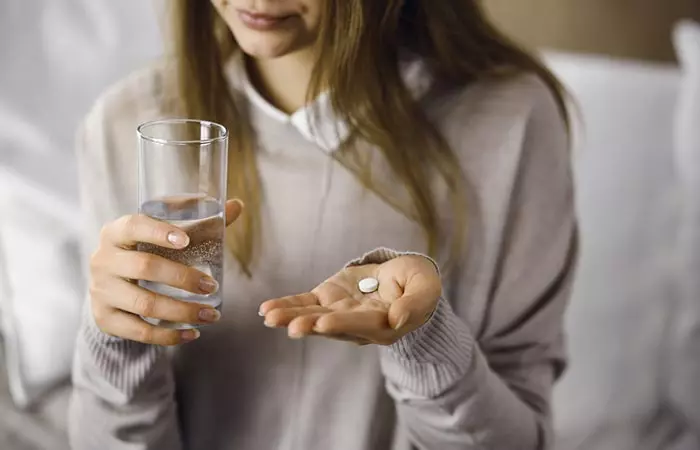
[136,119,228,330]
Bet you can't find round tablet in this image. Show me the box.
[358,277,379,294]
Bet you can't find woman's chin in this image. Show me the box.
[240,47,290,60]
[235,34,300,60]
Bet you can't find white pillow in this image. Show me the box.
[0,175,84,408]
[670,19,700,435]
[545,52,682,448]
[0,0,163,409]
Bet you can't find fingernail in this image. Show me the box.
[181,329,200,342]
[199,277,218,294]
[257,310,265,317]
[394,313,410,330]
[199,308,221,323]
[289,330,304,339]
[167,231,189,248]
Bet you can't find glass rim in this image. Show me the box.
[137,119,228,146]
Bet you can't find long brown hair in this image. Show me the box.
[170,1,568,275]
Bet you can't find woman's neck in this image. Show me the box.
[246,49,317,115]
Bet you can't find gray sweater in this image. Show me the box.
[69,57,576,450]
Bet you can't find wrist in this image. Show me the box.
[346,247,440,275]
[379,297,475,397]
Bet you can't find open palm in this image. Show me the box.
[259,255,441,345]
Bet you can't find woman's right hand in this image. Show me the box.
[88,200,243,346]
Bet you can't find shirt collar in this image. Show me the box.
[224,52,432,152]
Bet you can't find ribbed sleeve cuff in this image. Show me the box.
[380,296,474,398]
[345,247,440,273]
[346,248,475,398]
[79,305,164,399]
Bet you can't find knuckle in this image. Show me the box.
[133,292,158,317]
[98,223,111,241]
[161,331,182,346]
[175,267,193,287]
[88,279,111,310]
[88,279,100,300]
[91,303,110,331]
[135,253,157,276]
[118,214,137,231]
[89,250,100,269]
[89,247,106,273]
[136,325,155,344]
[122,214,144,239]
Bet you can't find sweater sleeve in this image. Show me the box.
[351,81,577,450]
[68,107,183,450]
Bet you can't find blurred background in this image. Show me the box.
[0,1,699,449]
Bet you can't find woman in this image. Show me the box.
[69,0,577,449]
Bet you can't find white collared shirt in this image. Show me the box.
[223,53,431,152]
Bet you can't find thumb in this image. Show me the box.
[387,277,441,331]
[225,199,244,226]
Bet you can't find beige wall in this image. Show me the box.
[484,0,700,62]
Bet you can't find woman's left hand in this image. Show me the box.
[259,255,442,345]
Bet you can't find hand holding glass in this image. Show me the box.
[137,119,228,330]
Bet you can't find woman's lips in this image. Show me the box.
[237,10,295,31]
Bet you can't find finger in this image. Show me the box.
[264,305,331,328]
[94,308,200,346]
[322,334,372,346]
[376,277,403,304]
[385,265,441,330]
[387,282,441,331]
[314,310,390,341]
[259,293,319,315]
[282,298,361,338]
[107,249,218,295]
[225,199,244,226]
[96,278,220,324]
[287,312,326,338]
[286,311,372,344]
[103,214,190,249]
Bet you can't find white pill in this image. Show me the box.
[358,277,379,294]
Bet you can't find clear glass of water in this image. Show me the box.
[137,119,228,330]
